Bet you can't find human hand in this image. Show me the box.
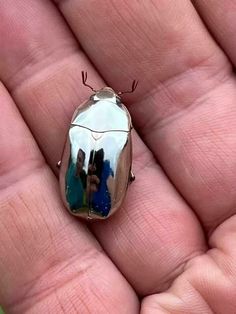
[0,0,235,313]
[87,169,100,194]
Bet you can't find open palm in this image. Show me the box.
[1,1,236,313]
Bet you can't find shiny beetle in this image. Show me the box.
[58,72,137,220]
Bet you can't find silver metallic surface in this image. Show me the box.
[59,87,133,220]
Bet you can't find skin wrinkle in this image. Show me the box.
[207,209,236,237]
[92,172,206,295]
[67,289,88,314]
[54,290,67,314]
[0,1,80,90]
[89,134,202,292]
[185,254,235,312]
[0,156,137,311]
[193,0,236,67]
[180,125,226,189]
[10,57,104,173]
[6,43,79,92]
[109,0,164,50]
[6,192,115,308]
[185,279,215,314]
[0,157,45,191]
[207,249,234,284]
[89,286,112,314]
[142,263,213,313]
[10,50,81,97]
[8,249,104,312]
[153,100,236,228]
[59,0,229,94]
[131,56,231,133]
[153,250,206,295]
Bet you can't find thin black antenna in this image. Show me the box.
[82,71,97,93]
[118,80,139,96]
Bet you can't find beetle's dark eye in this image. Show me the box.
[90,94,96,101]
[116,96,122,106]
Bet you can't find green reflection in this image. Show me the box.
[65,149,88,213]
[0,306,5,314]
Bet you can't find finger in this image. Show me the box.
[54,0,227,101]
[0,83,138,313]
[193,0,236,67]
[92,132,206,295]
[141,216,236,313]
[0,0,102,172]
[54,0,236,233]
[90,175,100,185]
[0,0,206,296]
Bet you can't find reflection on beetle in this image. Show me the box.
[65,149,87,210]
[65,147,114,217]
[89,149,114,217]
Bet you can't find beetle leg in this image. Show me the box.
[129,171,135,183]
[56,160,61,169]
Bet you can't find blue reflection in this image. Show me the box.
[91,158,114,217]
[65,146,114,217]
[65,149,87,211]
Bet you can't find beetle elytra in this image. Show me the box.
[58,72,137,220]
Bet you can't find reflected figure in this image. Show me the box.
[89,149,114,217]
[76,149,87,188]
[65,147,114,217]
[65,149,87,211]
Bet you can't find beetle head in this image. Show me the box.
[92,87,121,104]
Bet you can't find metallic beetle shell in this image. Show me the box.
[59,89,132,220]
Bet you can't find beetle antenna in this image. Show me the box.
[118,80,139,96]
[82,71,97,93]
